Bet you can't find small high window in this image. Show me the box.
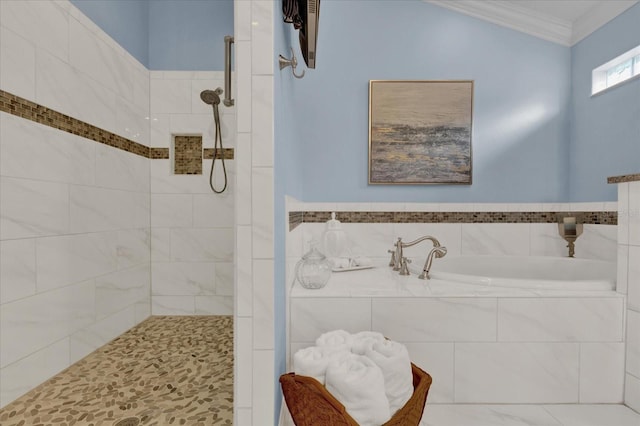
[592,45,640,95]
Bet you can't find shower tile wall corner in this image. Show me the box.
[0,0,150,408]
[149,71,235,316]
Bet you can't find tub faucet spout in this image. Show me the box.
[419,246,448,279]
[392,236,443,274]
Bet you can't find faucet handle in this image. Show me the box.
[399,257,411,276]
[387,249,397,267]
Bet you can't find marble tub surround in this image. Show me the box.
[289,267,625,404]
[613,178,640,412]
[0,316,233,426]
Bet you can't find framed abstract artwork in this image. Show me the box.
[368,80,473,185]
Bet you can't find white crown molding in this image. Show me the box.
[571,1,638,45]
[426,0,573,46]
[426,0,639,47]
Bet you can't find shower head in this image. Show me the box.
[200,88,223,106]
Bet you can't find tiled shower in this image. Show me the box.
[0,0,242,409]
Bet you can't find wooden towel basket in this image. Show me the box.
[280,362,432,426]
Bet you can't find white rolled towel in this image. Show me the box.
[325,354,391,426]
[315,329,353,354]
[293,346,351,385]
[366,339,413,415]
[351,330,386,355]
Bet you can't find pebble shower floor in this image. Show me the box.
[0,316,233,425]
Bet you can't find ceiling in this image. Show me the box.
[426,0,638,46]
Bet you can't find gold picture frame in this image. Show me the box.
[368,80,473,185]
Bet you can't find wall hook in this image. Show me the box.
[278,48,305,79]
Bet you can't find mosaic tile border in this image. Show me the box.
[0,89,150,158]
[174,135,203,175]
[289,211,617,231]
[203,148,235,160]
[0,90,236,162]
[608,173,640,184]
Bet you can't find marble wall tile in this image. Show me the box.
[576,224,617,261]
[372,298,497,342]
[235,41,252,134]
[0,239,37,304]
[234,0,252,42]
[151,194,193,228]
[150,114,171,148]
[544,403,640,426]
[195,295,233,315]
[150,78,192,114]
[252,349,275,423]
[1,113,95,186]
[36,232,118,293]
[134,301,151,324]
[629,181,640,246]
[497,298,624,342]
[579,342,625,403]
[151,262,215,296]
[0,280,94,368]
[1,177,69,239]
[625,373,640,412]
[618,183,629,245]
[0,27,36,101]
[151,228,171,261]
[237,225,253,317]
[235,317,253,408]
[290,298,372,342]
[454,343,579,403]
[0,0,69,62]
[252,167,274,258]
[193,193,234,229]
[68,18,133,102]
[616,244,629,294]
[628,245,640,311]
[236,133,252,225]
[151,296,195,315]
[461,223,531,256]
[251,1,273,75]
[114,96,150,148]
[150,159,214,194]
[170,228,233,262]
[215,262,234,296]
[403,342,454,403]
[529,223,568,257]
[95,144,149,193]
[339,223,395,258]
[626,310,640,378]
[95,265,150,320]
[36,49,117,136]
[253,259,274,350]
[251,76,273,167]
[70,185,149,233]
[0,338,69,408]
[117,228,150,270]
[69,305,136,364]
[422,404,562,426]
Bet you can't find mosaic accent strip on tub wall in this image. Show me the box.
[289,210,617,231]
[0,89,235,162]
[203,148,235,160]
[608,173,640,184]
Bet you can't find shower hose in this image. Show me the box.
[209,102,228,194]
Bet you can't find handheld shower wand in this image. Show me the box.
[200,88,228,194]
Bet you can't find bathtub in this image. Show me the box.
[428,255,615,291]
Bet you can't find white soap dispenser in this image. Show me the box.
[322,212,347,259]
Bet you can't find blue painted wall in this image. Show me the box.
[70,0,149,66]
[290,0,571,203]
[148,0,233,70]
[274,9,305,424]
[72,0,233,70]
[569,3,640,201]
